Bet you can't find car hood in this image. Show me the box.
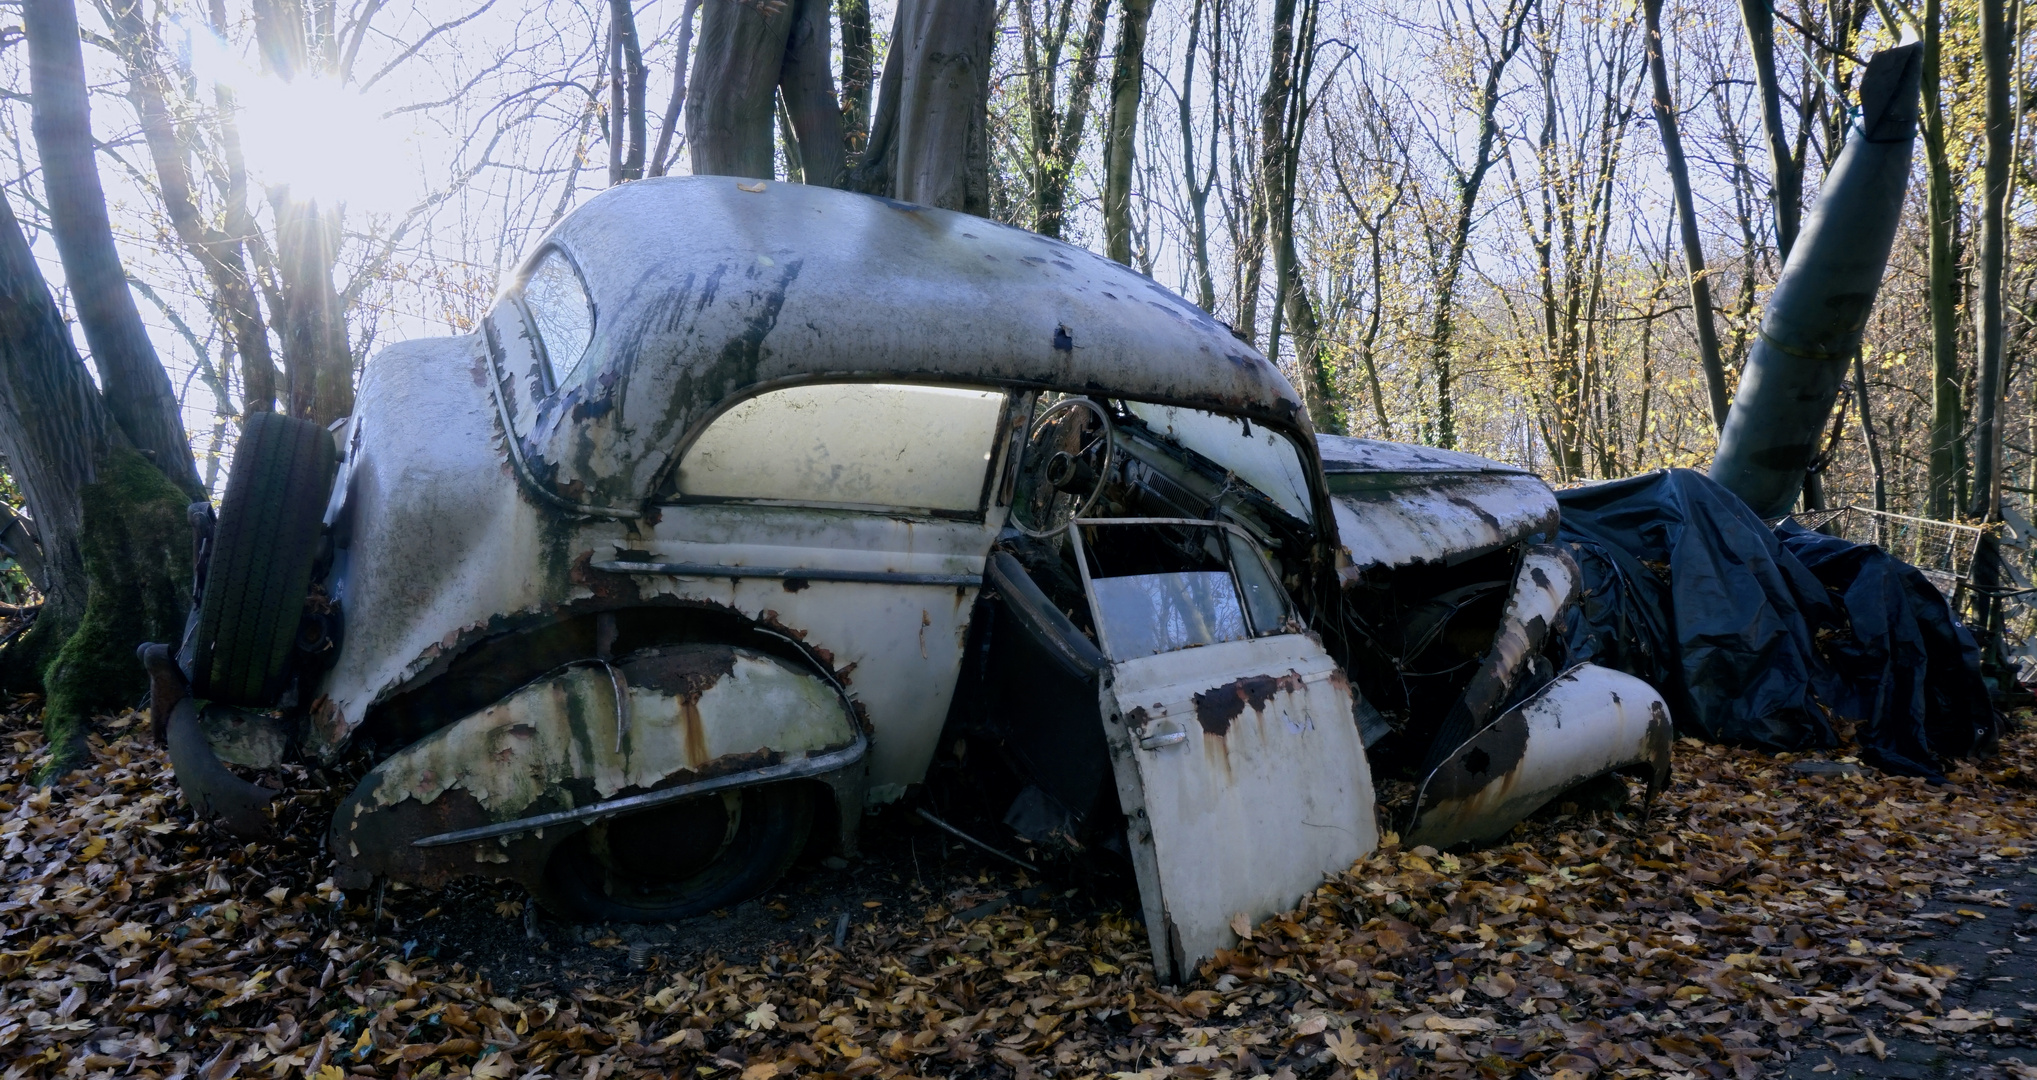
[1316,434,1557,578]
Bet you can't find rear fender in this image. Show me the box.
[1405,664,1671,849]
[331,643,863,888]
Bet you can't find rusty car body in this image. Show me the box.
[161,176,1670,982]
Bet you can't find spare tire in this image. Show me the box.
[188,412,337,706]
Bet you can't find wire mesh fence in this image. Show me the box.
[1782,505,1990,608]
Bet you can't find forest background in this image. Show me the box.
[0,0,2026,553]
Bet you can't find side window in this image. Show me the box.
[675,383,1008,515]
[521,249,593,388]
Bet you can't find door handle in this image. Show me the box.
[1138,723,1188,750]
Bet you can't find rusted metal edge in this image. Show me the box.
[589,560,981,587]
[478,316,643,520]
[410,733,868,848]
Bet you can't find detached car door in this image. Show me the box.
[1071,519,1378,983]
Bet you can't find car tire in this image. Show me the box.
[532,783,815,922]
[188,412,338,706]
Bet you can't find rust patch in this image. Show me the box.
[569,550,645,604]
[1192,672,1303,737]
[679,698,709,765]
[622,645,737,766]
[1419,708,1532,807]
[1125,705,1151,729]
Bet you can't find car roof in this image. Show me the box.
[504,176,1314,514]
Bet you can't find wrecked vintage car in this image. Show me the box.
[150,176,1670,982]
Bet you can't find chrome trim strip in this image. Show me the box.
[590,559,981,587]
[411,735,868,848]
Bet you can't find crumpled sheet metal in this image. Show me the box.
[1406,664,1673,850]
[1328,472,1558,578]
[330,644,857,888]
[1421,545,1581,770]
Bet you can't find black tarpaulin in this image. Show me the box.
[1555,468,1996,778]
[1775,522,1997,775]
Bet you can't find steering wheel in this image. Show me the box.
[1012,397,1116,538]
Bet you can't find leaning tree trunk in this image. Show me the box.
[857,0,996,213]
[0,191,190,773]
[1737,0,1801,259]
[24,0,201,498]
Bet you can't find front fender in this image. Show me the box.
[1405,664,1672,849]
[330,643,862,888]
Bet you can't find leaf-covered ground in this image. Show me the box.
[6,705,2037,1080]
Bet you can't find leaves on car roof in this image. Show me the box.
[1,704,2032,1078]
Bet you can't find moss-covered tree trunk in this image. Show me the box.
[0,170,195,776]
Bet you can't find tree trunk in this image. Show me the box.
[1737,0,1801,259]
[1238,0,1297,348]
[0,191,112,634]
[105,0,276,418]
[838,0,875,167]
[857,0,995,214]
[1102,0,1154,264]
[780,0,846,188]
[687,0,842,187]
[1643,0,1730,432]
[1018,0,1112,237]
[1178,0,1218,311]
[688,0,798,179]
[1924,0,1962,518]
[24,0,201,498]
[1425,0,1532,449]
[1970,0,2013,520]
[649,0,702,178]
[608,0,648,184]
[272,195,353,427]
[0,191,189,774]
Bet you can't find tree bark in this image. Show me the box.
[24,0,201,497]
[1643,0,1731,431]
[689,0,798,179]
[1737,0,1801,259]
[1102,0,1153,264]
[780,0,846,188]
[687,0,842,188]
[1924,0,1963,518]
[1970,0,2013,519]
[0,190,114,632]
[857,0,995,214]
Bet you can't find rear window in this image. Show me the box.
[673,382,1007,514]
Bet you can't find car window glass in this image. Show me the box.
[523,249,592,387]
[1075,519,1291,662]
[676,383,1006,513]
[1091,572,1250,661]
[1122,401,1313,522]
